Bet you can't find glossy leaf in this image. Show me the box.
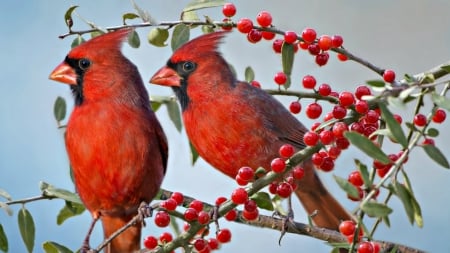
[189,141,199,165]
[148,28,169,47]
[53,97,66,122]
[71,35,85,48]
[366,80,386,88]
[64,6,78,29]
[122,12,139,24]
[422,144,449,169]
[57,201,85,225]
[18,207,35,253]
[42,241,73,253]
[431,92,450,111]
[281,42,294,89]
[183,0,225,12]
[171,24,190,51]
[344,132,390,164]
[39,182,82,204]
[354,159,371,188]
[333,175,359,199]
[426,128,439,137]
[250,192,273,211]
[127,30,140,48]
[0,224,7,252]
[379,103,408,148]
[394,182,414,224]
[166,100,182,132]
[244,66,255,82]
[361,201,392,218]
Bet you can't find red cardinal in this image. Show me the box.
[49,29,168,253]
[150,31,351,230]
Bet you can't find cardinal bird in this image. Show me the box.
[150,31,351,231]
[49,29,168,253]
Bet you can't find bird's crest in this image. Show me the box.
[171,31,229,62]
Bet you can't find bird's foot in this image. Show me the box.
[272,196,295,245]
[80,216,99,253]
[137,201,153,227]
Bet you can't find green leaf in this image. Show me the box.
[344,132,390,164]
[0,224,8,252]
[39,182,82,204]
[426,128,439,137]
[148,28,169,47]
[122,13,139,25]
[382,215,391,228]
[57,201,85,225]
[18,207,35,253]
[441,64,450,73]
[422,144,449,168]
[366,80,386,88]
[127,30,140,48]
[244,66,255,82]
[151,101,163,112]
[71,35,85,48]
[64,5,78,29]
[53,97,66,122]
[0,189,11,201]
[354,159,371,188]
[281,42,294,89]
[431,92,450,111]
[90,30,104,39]
[42,241,73,253]
[181,10,200,22]
[250,192,273,211]
[189,141,199,165]
[166,100,182,132]
[379,103,408,148]
[333,175,359,199]
[361,201,393,218]
[393,182,414,224]
[201,25,215,34]
[171,24,190,52]
[183,0,225,12]
[0,202,13,216]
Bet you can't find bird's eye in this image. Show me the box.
[182,61,196,73]
[78,58,91,70]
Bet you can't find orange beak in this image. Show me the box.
[150,67,181,87]
[49,62,77,85]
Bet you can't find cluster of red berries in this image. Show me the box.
[339,220,380,253]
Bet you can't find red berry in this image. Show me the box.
[339,91,355,107]
[154,211,170,227]
[236,18,253,33]
[332,122,348,138]
[160,198,177,211]
[208,238,220,250]
[289,101,301,114]
[292,167,305,180]
[335,137,350,149]
[371,242,381,253]
[318,35,332,51]
[306,102,322,119]
[332,105,347,119]
[331,35,344,48]
[159,232,173,243]
[383,69,396,83]
[319,130,334,145]
[231,188,248,204]
[318,83,332,96]
[307,43,320,55]
[215,196,227,206]
[327,146,341,159]
[198,211,211,224]
[394,114,403,124]
[355,85,372,100]
[315,52,330,66]
[221,18,233,31]
[276,182,293,198]
[256,11,272,27]
[247,29,262,43]
[284,31,298,44]
[355,100,369,114]
[193,238,207,251]
[311,152,324,166]
[279,144,295,158]
[339,220,356,236]
[413,113,427,127]
[144,235,158,249]
[217,229,232,243]
[274,71,287,85]
[242,208,259,221]
[272,39,283,53]
[235,175,248,186]
[271,158,286,173]
[432,108,446,123]
[224,208,238,221]
[348,170,364,187]
[184,208,198,221]
[237,166,254,181]
[244,199,258,212]
[422,138,435,146]
[364,110,379,124]
[298,41,309,50]
[302,75,316,89]
[350,122,365,134]
[337,53,348,61]
[303,131,320,146]
[358,242,374,253]
[222,3,236,17]
[376,167,390,178]
[261,31,276,40]
[268,182,278,194]
[310,122,321,131]
[301,28,317,43]
[189,200,204,212]
[320,156,335,172]
[171,192,184,205]
[348,186,364,201]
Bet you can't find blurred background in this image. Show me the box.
[1,0,450,252]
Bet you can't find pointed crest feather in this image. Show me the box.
[171,31,229,62]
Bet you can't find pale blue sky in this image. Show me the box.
[1,1,450,252]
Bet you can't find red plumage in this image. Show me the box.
[50,29,167,253]
[150,31,351,230]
